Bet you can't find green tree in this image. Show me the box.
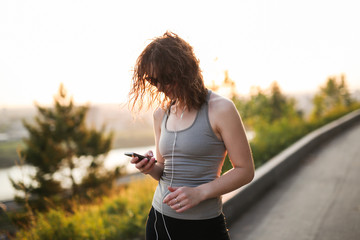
[11,84,116,209]
[236,81,302,126]
[233,81,306,167]
[310,74,353,119]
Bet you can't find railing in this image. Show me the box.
[223,109,360,226]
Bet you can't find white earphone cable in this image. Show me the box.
[155,107,185,240]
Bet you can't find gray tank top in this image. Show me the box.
[152,90,227,220]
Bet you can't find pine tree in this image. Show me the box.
[11,84,115,208]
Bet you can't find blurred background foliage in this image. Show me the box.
[221,73,359,172]
[10,84,121,213]
[2,73,360,239]
[12,178,157,240]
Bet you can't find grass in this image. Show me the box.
[12,177,157,240]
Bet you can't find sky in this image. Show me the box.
[1,0,360,107]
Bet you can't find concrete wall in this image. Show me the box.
[222,109,360,226]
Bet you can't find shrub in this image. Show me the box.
[14,177,157,240]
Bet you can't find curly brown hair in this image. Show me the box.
[129,31,207,112]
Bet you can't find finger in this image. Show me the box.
[163,187,178,203]
[149,157,157,164]
[131,155,155,174]
[169,202,181,210]
[176,204,189,213]
[163,192,177,204]
[163,195,172,204]
[175,199,191,212]
[170,197,180,206]
[171,202,188,212]
[130,157,140,164]
[135,158,149,169]
[145,150,153,158]
[168,186,178,193]
[141,159,155,172]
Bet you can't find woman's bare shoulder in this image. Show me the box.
[208,92,241,139]
[153,107,166,122]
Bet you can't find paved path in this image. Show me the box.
[229,122,360,240]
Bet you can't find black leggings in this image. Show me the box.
[146,207,230,240]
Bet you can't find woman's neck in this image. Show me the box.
[170,100,186,116]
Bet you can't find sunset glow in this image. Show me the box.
[1,0,360,107]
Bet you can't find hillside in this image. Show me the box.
[0,103,155,168]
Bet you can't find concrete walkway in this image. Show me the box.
[229,122,360,240]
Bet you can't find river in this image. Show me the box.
[0,145,155,202]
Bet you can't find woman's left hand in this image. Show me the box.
[163,186,204,213]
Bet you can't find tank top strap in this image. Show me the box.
[206,89,212,102]
[201,89,212,118]
[200,89,212,127]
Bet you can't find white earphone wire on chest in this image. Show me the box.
[155,105,186,240]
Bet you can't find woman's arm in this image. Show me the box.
[198,96,254,198]
[131,108,165,181]
[164,94,254,212]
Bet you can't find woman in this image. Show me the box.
[129,32,254,240]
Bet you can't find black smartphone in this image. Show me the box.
[124,152,157,163]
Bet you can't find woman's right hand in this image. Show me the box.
[131,150,157,174]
